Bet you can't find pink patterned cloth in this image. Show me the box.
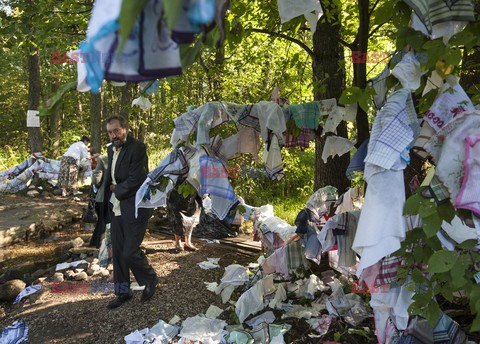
[284,128,315,149]
[455,135,480,215]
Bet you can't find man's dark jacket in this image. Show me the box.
[105,135,153,223]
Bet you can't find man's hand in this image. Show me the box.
[110,185,116,192]
[93,153,101,158]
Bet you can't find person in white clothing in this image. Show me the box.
[55,136,97,196]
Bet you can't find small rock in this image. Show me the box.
[0,279,26,301]
[27,190,40,197]
[52,273,64,282]
[86,257,94,263]
[71,237,84,248]
[80,253,87,259]
[74,268,84,274]
[89,264,100,272]
[91,258,99,265]
[0,307,5,318]
[32,277,47,285]
[99,269,109,277]
[86,269,94,276]
[74,272,88,281]
[107,264,113,272]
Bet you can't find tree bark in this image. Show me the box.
[27,47,43,153]
[312,0,350,194]
[120,82,132,123]
[49,80,62,157]
[352,0,370,147]
[90,92,102,153]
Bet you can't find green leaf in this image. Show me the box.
[457,239,478,250]
[427,250,458,273]
[436,202,455,223]
[419,204,437,218]
[470,285,480,313]
[372,1,394,25]
[425,302,442,327]
[406,30,427,51]
[180,40,203,69]
[441,283,455,302]
[471,314,480,332]
[403,193,423,215]
[443,48,462,66]
[163,0,184,30]
[449,29,476,49]
[117,0,149,52]
[422,213,443,238]
[39,81,77,117]
[339,86,362,105]
[358,94,370,113]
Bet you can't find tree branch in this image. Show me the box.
[368,21,389,38]
[369,0,381,17]
[249,28,314,58]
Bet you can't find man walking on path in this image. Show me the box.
[104,115,157,309]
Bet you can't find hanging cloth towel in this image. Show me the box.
[455,135,480,215]
[425,110,480,202]
[345,138,369,180]
[367,66,389,110]
[289,101,322,130]
[199,155,238,220]
[276,0,323,24]
[321,136,355,163]
[364,89,419,172]
[423,77,474,132]
[404,0,474,36]
[391,52,422,92]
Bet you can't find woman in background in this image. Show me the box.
[89,153,109,248]
[167,177,202,252]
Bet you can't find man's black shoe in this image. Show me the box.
[107,292,132,309]
[141,277,158,302]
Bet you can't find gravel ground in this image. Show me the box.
[0,233,254,343]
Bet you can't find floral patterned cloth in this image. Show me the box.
[425,110,480,202]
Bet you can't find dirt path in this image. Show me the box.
[0,231,253,343]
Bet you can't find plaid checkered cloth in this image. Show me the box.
[284,128,314,149]
[148,148,189,183]
[286,240,309,271]
[200,155,238,220]
[365,89,419,173]
[429,175,450,205]
[170,109,202,146]
[433,313,466,344]
[237,104,261,132]
[333,211,360,268]
[374,256,404,285]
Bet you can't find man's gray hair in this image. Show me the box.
[106,115,128,129]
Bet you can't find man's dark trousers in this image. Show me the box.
[110,214,156,291]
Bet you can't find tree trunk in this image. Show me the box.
[212,46,225,100]
[49,80,62,157]
[353,0,370,147]
[90,92,102,153]
[120,82,132,123]
[312,0,350,194]
[27,47,43,153]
